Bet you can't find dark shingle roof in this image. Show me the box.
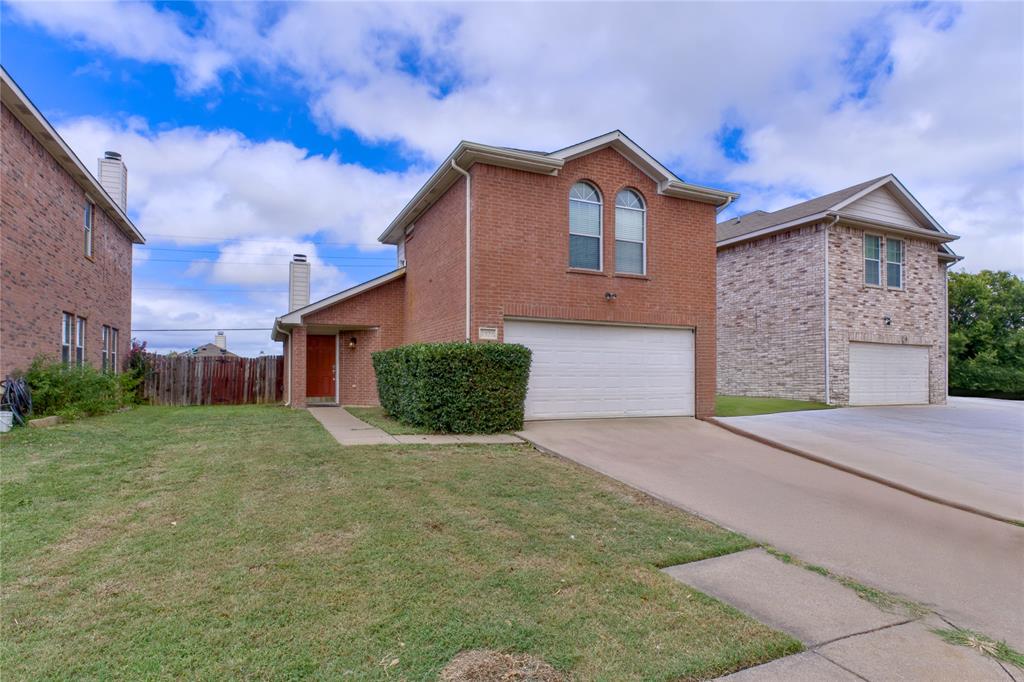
[717,176,888,242]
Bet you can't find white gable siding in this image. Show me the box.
[844,188,920,229]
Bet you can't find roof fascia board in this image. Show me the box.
[831,212,959,243]
[277,267,406,325]
[832,174,947,234]
[377,142,561,244]
[552,131,736,207]
[717,211,832,247]
[0,68,145,244]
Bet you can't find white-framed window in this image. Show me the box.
[102,326,110,371]
[615,188,646,275]
[111,328,119,373]
[84,202,94,258]
[569,181,602,270]
[76,317,86,366]
[886,238,904,289]
[864,234,881,286]
[61,312,73,365]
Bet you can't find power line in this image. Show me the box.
[135,287,287,292]
[140,246,394,262]
[143,232,385,247]
[132,327,273,332]
[140,258,387,267]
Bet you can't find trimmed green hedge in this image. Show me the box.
[372,342,532,433]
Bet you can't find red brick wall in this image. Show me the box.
[403,177,467,342]
[289,275,405,406]
[469,148,718,417]
[1,103,133,377]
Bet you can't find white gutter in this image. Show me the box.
[823,215,839,405]
[715,194,735,215]
[282,327,292,406]
[451,158,472,341]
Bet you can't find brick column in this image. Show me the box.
[290,326,307,408]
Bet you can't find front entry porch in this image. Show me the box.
[284,324,381,408]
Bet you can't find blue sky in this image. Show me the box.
[2,1,1021,356]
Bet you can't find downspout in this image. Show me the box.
[280,325,292,407]
[715,195,735,215]
[451,158,472,341]
[823,214,839,405]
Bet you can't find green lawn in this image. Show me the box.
[715,395,833,418]
[344,405,435,434]
[1,406,800,680]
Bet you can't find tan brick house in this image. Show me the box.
[272,131,735,418]
[1,67,144,378]
[716,175,960,406]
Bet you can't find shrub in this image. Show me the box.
[373,342,532,433]
[22,357,127,420]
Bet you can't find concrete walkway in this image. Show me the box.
[519,418,1024,649]
[664,548,1014,681]
[718,397,1024,522]
[309,407,522,446]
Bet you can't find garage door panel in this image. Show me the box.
[504,320,695,419]
[849,342,929,406]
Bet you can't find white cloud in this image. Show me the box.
[6,0,231,91]
[131,289,282,357]
[57,118,429,248]
[22,1,1024,277]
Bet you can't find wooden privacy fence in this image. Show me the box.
[142,354,284,406]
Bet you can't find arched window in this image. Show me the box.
[569,181,602,270]
[615,189,646,274]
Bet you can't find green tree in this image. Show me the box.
[948,270,1024,398]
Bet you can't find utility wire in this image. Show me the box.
[143,232,384,247]
[132,327,273,332]
[135,287,287,292]
[141,258,386,266]
[140,246,393,261]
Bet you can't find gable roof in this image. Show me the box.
[717,176,884,242]
[378,130,737,244]
[0,66,145,245]
[271,267,405,340]
[717,175,959,258]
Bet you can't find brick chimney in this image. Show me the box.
[289,254,310,312]
[97,151,127,211]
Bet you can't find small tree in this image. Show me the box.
[948,270,1024,398]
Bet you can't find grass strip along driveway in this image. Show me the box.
[715,395,832,417]
[1,406,798,680]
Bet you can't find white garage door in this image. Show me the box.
[848,342,929,406]
[503,320,695,419]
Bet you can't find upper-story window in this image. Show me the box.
[864,235,881,286]
[886,238,904,289]
[615,189,646,275]
[569,181,602,270]
[84,202,94,258]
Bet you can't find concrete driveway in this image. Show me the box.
[719,397,1024,522]
[519,417,1024,649]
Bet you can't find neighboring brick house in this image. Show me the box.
[272,131,735,418]
[1,67,144,377]
[716,175,961,406]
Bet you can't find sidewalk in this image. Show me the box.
[663,549,1016,681]
[308,407,522,446]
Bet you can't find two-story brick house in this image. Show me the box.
[716,175,960,406]
[1,66,144,377]
[272,131,736,418]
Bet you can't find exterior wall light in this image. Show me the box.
[604,292,617,301]
[883,315,892,326]
[348,336,358,348]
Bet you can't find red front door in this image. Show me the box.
[306,335,336,399]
